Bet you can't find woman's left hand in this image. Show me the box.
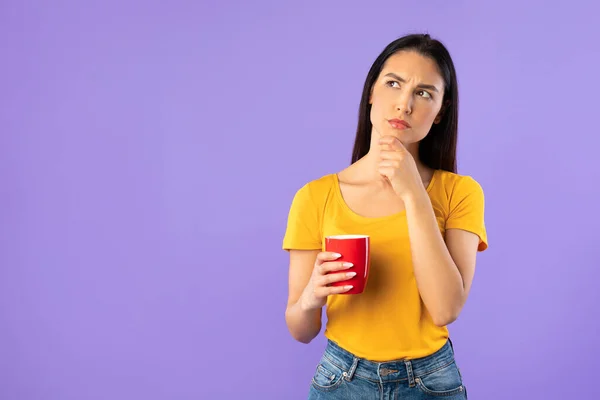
[378,135,425,200]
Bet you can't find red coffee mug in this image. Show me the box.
[324,235,370,295]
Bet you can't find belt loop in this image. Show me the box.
[404,360,415,388]
[344,357,359,381]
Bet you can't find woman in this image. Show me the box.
[282,33,488,399]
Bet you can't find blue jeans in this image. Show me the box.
[308,339,467,399]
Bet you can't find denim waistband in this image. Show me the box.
[322,339,456,383]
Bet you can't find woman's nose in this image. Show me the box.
[394,89,413,114]
[396,97,412,115]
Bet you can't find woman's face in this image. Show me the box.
[369,50,446,145]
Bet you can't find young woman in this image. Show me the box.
[282,34,488,399]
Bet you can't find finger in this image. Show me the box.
[380,142,400,152]
[322,271,357,286]
[379,137,394,150]
[378,167,394,178]
[328,285,354,295]
[379,135,399,144]
[380,136,405,150]
[378,160,400,168]
[318,261,353,276]
[314,284,352,298]
[380,142,402,154]
[379,150,401,160]
[320,261,354,273]
[316,259,348,276]
[315,251,342,265]
[392,138,407,151]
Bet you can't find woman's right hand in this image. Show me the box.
[299,251,356,311]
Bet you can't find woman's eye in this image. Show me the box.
[418,90,432,99]
[386,81,400,88]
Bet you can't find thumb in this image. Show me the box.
[392,136,408,152]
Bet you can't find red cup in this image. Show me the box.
[324,235,370,295]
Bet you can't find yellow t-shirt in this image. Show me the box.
[282,169,488,361]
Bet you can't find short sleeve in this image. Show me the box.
[282,183,322,251]
[446,176,488,251]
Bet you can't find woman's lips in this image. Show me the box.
[388,119,411,130]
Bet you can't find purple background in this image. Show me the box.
[1,1,599,399]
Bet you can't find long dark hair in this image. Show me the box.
[351,34,459,173]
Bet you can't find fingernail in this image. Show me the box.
[343,262,353,268]
[333,253,342,258]
[345,285,353,290]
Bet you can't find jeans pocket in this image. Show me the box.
[311,355,346,392]
[415,361,466,397]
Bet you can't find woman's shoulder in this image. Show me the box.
[307,173,338,190]
[432,169,485,205]
[291,173,338,201]
[435,169,484,191]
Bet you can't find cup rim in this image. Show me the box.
[325,234,369,239]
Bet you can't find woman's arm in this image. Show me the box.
[378,135,482,327]
[285,249,356,343]
[404,190,480,326]
[285,250,323,343]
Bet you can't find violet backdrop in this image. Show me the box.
[1,0,599,399]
